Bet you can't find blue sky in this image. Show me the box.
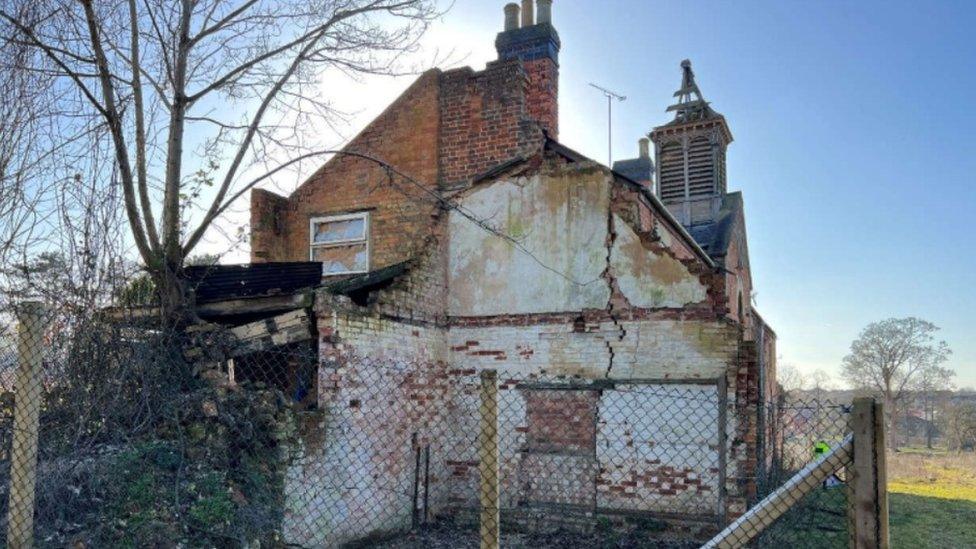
[230,0,976,387]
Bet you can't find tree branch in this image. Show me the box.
[79,0,154,265]
[129,0,160,251]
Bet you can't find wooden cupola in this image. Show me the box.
[650,60,733,227]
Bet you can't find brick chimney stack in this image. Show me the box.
[495,0,561,139]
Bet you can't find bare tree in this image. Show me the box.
[940,400,976,452]
[807,368,834,402]
[842,317,954,448]
[0,5,54,269]
[1,0,439,321]
[914,366,955,448]
[1,4,129,317]
[777,363,806,394]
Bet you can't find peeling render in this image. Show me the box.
[448,320,736,380]
[611,213,709,308]
[448,172,611,316]
[449,171,711,318]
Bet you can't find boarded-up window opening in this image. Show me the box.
[310,212,370,276]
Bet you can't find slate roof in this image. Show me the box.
[612,156,654,183]
[685,192,743,262]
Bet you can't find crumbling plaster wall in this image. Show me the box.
[448,168,710,317]
[282,164,760,543]
[448,169,611,315]
[442,166,749,522]
[449,318,738,381]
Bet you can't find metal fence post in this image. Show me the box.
[850,398,890,549]
[6,302,47,548]
[478,369,499,549]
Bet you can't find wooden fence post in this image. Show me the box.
[850,397,890,549]
[6,302,47,548]
[478,369,499,549]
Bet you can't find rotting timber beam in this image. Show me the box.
[103,289,315,322]
[197,289,314,318]
[227,308,313,357]
[184,308,313,362]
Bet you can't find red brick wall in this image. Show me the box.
[523,389,597,453]
[730,339,760,514]
[250,58,552,268]
[523,57,558,139]
[250,188,288,262]
[438,61,545,188]
[250,70,443,267]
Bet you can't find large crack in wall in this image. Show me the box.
[602,208,627,378]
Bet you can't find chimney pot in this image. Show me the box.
[537,0,552,24]
[504,3,520,31]
[639,137,650,159]
[521,0,534,27]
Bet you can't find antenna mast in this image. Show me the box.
[589,83,626,166]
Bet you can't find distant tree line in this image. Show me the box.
[777,317,973,451]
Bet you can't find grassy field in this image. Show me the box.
[887,449,976,548]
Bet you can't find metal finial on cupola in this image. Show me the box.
[666,59,714,122]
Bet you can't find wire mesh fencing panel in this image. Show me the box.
[487,376,724,548]
[745,397,854,548]
[345,373,724,549]
[0,301,861,549]
[258,366,734,548]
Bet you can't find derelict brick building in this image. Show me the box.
[246,1,778,544]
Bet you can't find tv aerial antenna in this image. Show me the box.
[589,83,627,166]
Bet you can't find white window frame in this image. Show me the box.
[309,212,370,276]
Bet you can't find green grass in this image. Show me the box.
[886,450,976,548]
[888,449,976,501]
[889,493,976,548]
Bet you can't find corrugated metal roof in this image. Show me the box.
[184,262,323,303]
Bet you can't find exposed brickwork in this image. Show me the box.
[250,70,443,268]
[494,19,560,139]
[360,219,449,325]
[727,339,760,517]
[251,36,559,269]
[438,62,545,188]
[282,293,455,546]
[257,7,776,543]
[523,57,559,138]
[249,188,287,262]
[523,389,597,453]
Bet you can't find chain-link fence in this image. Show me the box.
[750,399,853,548]
[0,301,885,548]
